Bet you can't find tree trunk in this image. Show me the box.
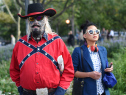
[25,0,29,35]
[17,8,22,41]
[2,0,17,24]
[71,1,74,35]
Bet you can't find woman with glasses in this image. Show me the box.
[72,21,113,95]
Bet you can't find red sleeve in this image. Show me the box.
[10,47,20,87]
[58,39,74,89]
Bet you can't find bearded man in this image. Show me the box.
[10,3,74,95]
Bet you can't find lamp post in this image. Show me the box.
[65,19,70,24]
[65,19,70,32]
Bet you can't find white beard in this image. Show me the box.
[27,17,46,41]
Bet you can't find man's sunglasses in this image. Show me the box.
[86,29,100,35]
[28,16,44,22]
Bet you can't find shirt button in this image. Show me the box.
[36,72,38,74]
[45,53,47,55]
[37,63,38,64]
[37,82,39,83]
[37,48,40,51]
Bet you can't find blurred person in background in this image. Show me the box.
[109,29,114,41]
[11,34,16,45]
[75,31,80,45]
[79,25,85,46]
[106,29,110,41]
[67,30,75,47]
[101,28,107,43]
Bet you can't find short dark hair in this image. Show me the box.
[80,20,97,34]
[80,20,97,44]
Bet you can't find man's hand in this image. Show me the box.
[89,71,101,80]
[18,86,23,95]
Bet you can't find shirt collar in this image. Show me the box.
[88,47,92,54]
[43,32,48,41]
[29,32,48,41]
[88,47,97,54]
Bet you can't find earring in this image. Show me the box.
[84,41,87,46]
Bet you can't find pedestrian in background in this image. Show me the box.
[106,29,110,41]
[79,25,85,46]
[109,29,114,41]
[101,28,107,43]
[11,34,16,45]
[67,30,75,47]
[75,31,80,45]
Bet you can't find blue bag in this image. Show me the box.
[103,61,117,88]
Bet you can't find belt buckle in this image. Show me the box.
[36,88,48,95]
[23,88,28,92]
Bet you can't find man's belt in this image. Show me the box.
[48,88,57,93]
[23,88,36,92]
[23,88,56,94]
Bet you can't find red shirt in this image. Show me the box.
[10,33,74,90]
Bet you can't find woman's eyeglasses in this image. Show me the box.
[28,16,44,22]
[86,29,100,35]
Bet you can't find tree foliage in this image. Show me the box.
[1,0,126,40]
[0,12,14,23]
[0,0,14,23]
[76,0,126,31]
[16,0,76,35]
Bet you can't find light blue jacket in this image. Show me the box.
[72,45,110,95]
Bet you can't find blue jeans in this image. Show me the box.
[48,91,55,95]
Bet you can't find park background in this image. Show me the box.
[0,0,126,95]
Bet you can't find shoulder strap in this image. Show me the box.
[80,47,84,72]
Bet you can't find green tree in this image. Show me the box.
[16,0,77,35]
[76,0,126,31]
[0,0,22,41]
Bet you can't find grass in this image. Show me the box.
[0,41,126,95]
[105,44,126,95]
[0,59,18,95]
[0,45,18,95]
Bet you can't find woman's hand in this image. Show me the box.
[89,71,101,80]
[104,65,113,72]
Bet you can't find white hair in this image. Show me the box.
[26,16,56,42]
